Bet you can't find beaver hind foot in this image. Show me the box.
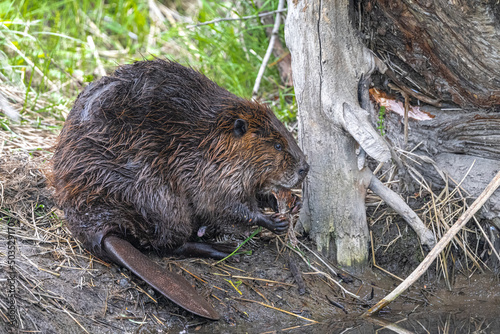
[103,236,220,320]
[171,242,238,259]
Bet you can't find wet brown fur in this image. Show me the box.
[51,59,308,257]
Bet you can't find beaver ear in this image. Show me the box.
[234,119,248,137]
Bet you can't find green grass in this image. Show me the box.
[0,0,296,128]
[377,105,386,136]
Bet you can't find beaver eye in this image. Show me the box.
[274,143,282,151]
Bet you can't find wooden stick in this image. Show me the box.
[363,170,500,316]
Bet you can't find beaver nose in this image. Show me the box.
[298,162,310,178]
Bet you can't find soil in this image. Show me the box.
[1,139,500,334]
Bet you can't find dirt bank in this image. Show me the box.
[1,136,499,334]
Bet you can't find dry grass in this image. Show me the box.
[367,145,499,286]
[1,113,498,332]
[0,124,357,332]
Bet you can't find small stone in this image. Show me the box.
[119,278,129,287]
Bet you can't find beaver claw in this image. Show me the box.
[258,213,289,234]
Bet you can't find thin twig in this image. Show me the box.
[213,273,294,286]
[252,0,285,96]
[21,254,61,277]
[187,9,287,28]
[176,264,207,283]
[62,308,89,334]
[297,240,337,276]
[235,297,318,323]
[472,216,500,263]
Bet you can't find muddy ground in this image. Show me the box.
[1,142,500,333]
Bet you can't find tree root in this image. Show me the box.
[362,168,436,250]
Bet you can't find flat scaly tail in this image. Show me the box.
[103,236,220,320]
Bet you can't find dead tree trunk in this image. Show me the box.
[356,0,500,225]
[285,0,390,268]
[285,0,500,270]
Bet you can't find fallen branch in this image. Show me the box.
[363,170,500,316]
[363,168,436,250]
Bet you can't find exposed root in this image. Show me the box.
[363,167,436,250]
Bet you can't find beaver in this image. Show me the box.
[51,59,309,319]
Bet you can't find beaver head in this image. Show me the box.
[203,98,309,200]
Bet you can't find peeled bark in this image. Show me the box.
[285,0,389,268]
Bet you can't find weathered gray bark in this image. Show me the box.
[380,107,500,229]
[285,0,390,267]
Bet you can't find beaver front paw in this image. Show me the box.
[258,213,289,235]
